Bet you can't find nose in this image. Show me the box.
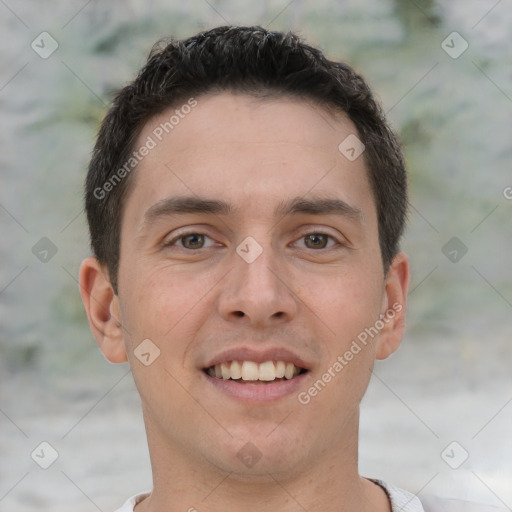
[216,242,298,327]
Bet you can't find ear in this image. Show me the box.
[375,252,410,360]
[79,257,127,363]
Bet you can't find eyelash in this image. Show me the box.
[164,230,341,250]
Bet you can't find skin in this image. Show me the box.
[80,92,409,512]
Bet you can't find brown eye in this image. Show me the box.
[180,233,205,249]
[303,234,330,249]
[164,231,217,251]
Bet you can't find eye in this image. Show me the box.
[165,232,216,250]
[296,233,338,250]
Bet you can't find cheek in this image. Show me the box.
[296,265,383,341]
[122,263,216,345]
[118,269,205,411]
[307,269,383,407]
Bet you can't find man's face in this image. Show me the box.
[110,92,407,478]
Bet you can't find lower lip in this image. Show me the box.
[203,371,309,402]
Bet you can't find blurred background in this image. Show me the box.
[0,1,511,510]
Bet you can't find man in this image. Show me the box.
[78,25,481,512]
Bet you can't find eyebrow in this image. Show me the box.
[274,196,363,221]
[143,196,233,224]
[142,195,363,227]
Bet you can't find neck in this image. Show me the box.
[135,407,390,512]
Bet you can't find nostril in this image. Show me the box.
[234,311,245,317]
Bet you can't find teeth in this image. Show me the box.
[284,362,295,380]
[275,361,286,378]
[221,362,230,379]
[259,361,276,381]
[230,360,242,379]
[241,361,259,380]
[207,360,303,381]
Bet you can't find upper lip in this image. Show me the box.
[203,347,312,371]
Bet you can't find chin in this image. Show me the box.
[208,430,310,480]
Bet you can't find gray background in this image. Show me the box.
[0,1,511,511]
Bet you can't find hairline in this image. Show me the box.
[109,89,392,293]
[118,87,372,231]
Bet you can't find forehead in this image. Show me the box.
[142,92,354,159]
[124,92,374,223]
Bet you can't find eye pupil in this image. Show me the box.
[176,233,332,250]
[182,234,204,249]
[305,234,328,249]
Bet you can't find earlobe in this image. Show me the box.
[79,257,128,363]
[375,252,410,360]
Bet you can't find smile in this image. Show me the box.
[204,360,306,382]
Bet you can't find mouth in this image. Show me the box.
[204,360,307,384]
[201,347,311,401]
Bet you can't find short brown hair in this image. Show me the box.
[85,25,407,293]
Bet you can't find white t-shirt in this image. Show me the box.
[113,480,424,512]
[113,480,507,512]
